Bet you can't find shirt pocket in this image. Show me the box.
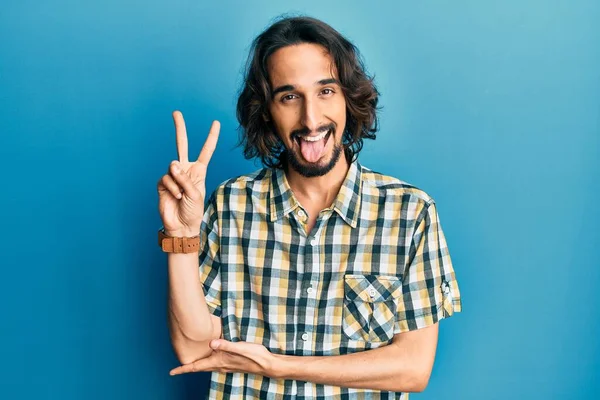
[342,274,402,342]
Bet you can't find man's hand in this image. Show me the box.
[169,339,277,377]
[157,111,220,237]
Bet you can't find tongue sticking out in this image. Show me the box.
[299,135,327,163]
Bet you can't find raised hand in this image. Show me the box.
[157,111,220,237]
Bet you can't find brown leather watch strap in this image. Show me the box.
[158,228,200,253]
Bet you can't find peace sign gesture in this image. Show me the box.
[157,111,220,237]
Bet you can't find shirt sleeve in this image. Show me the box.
[394,199,462,333]
[198,192,222,317]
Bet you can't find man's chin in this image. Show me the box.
[298,155,327,167]
[285,145,343,178]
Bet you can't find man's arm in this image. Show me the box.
[167,249,222,365]
[171,322,439,393]
[273,323,439,393]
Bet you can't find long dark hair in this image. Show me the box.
[236,15,380,168]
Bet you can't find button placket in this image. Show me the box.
[308,223,321,246]
[293,208,309,236]
[296,208,307,222]
[297,220,323,353]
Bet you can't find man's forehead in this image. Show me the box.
[267,43,338,86]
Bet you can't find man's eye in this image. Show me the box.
[281,94,297,102]
[321,88,334,95]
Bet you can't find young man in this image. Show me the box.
[157,16,462,399]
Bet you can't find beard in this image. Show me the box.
[284,139,344,178]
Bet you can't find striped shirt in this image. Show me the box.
[197,160,462,399]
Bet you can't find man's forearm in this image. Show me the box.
[167,249,213,341]
[272,343,429,393]
[167,246,222,365]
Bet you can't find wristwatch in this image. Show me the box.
[158,227,200,253]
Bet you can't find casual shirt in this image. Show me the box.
[197,160,462,399]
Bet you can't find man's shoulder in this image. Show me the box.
[211,167,272,198]
[360,164,435,206]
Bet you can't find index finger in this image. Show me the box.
[169,357,214,375]
[196,120,220,166]
[172,110,189,163]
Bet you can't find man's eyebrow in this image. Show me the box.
[317,78,339,86]
[271,79,340,99]
[272,85,295,98]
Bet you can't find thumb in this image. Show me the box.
[170,161,200,200]
[210,339,226,350]
[210,339,239,353]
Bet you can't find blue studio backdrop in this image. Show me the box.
[1,1,598,399]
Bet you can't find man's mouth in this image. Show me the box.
[293,127,334,163]
[293,127,333,146]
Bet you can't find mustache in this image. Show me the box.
[291,123,335,138]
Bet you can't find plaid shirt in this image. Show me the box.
[197,160,462,399]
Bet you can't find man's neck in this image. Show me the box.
[285,156,350,209]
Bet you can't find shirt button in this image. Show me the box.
[301,333,309,341]
[443,284,450,294]
[307,287,314,295]
[309,239,317,246]
[297,209,306,219]
[369,288,377,297]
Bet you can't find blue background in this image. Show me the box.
[1,0,598,399]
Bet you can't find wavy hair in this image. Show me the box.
[236,15,380,168]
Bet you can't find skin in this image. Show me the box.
[267,43,352,234]
[267,43,347,180]
[170,323,439,392]
[158,112,223,365]
[158,113,220,237]
[166,43,440,393]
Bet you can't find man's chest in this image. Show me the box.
[218,210,412,276]
[216,213,411,353]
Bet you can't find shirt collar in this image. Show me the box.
[268,160,363,228]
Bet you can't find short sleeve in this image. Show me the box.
[394,200,462,333]
[198,192,222,317]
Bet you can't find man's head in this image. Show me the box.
[237,16,379,176]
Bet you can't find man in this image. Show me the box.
[157,16,462,399]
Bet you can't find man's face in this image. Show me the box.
[267,43,347,177]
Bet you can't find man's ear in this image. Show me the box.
[262,112,270,122]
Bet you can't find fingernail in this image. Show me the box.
[173,165,180,173]
[210,340,220,349]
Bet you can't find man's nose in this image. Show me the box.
[300,98,322,132]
